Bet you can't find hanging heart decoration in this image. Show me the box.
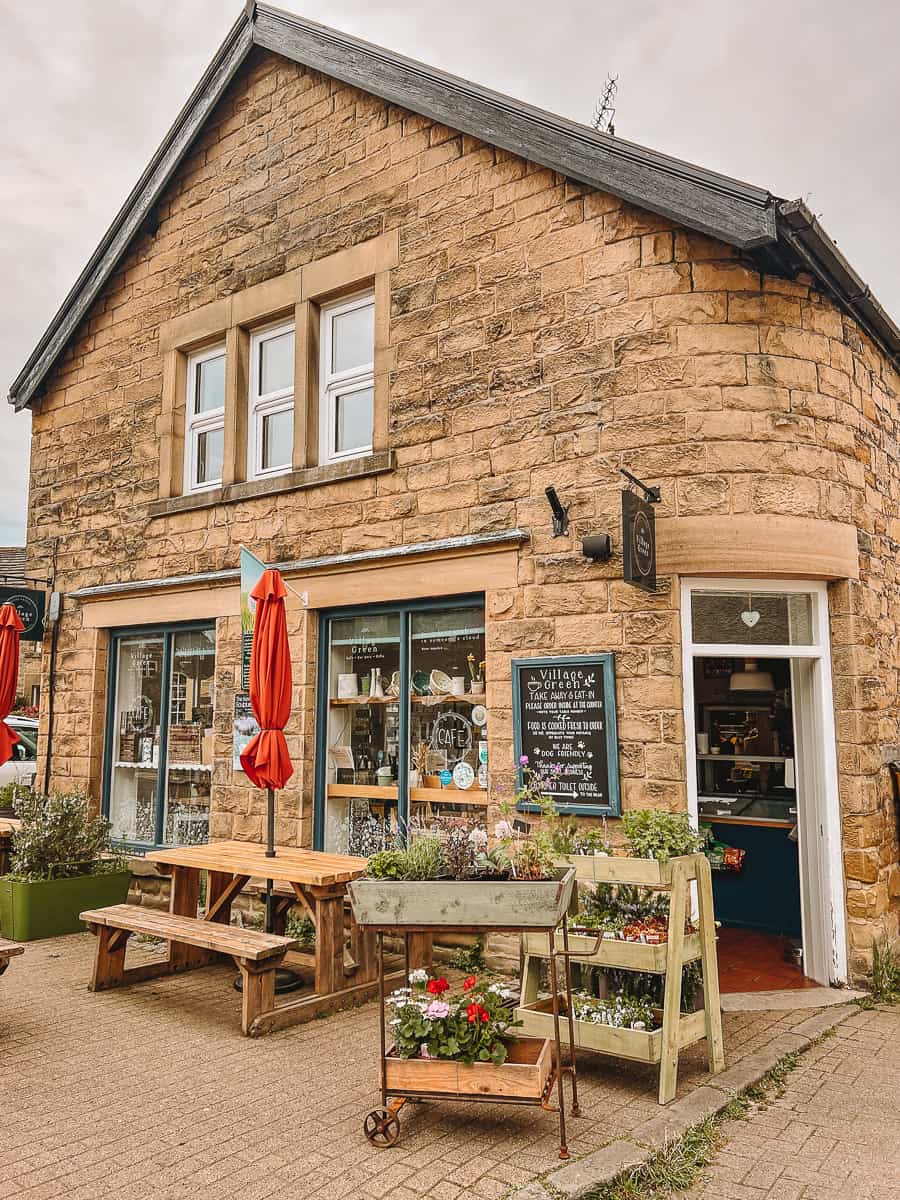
[741,609,760,628]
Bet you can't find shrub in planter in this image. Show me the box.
[0,791,131,940]
[621,809,705,863]
[350,817,575,930]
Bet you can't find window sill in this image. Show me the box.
[149,451,394,519]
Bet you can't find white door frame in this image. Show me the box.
[680,577,847,985]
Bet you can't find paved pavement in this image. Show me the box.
[685,1005,900,1200]
[0,933,853,1200]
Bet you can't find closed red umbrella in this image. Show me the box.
[239,569,293,934]
[0,604,25,767]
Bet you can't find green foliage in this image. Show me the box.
[365,849,408,879]
[286,911,316,950]
[389,973,520,1065]
[10,791,127,882]
[870,938,900,1003]
[622,809,704,862]
[0,780,30,813]
[365,837,446,881]
[449,936,485,973]
[403,835,446,880]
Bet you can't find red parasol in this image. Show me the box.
[0,603,25,766]
[239,568,293,923]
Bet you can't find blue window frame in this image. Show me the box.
[314,594,485,852]
[103,621,216,850]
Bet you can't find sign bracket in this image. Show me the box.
[620,468,661,504]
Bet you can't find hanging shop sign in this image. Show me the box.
[621,489,657,594]
[0,587,46,641]
[512,653,621,816]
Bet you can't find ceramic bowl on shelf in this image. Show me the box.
[429,669,453,695]
[411,671,430,695]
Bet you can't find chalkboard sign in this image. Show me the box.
[512,653,621,816]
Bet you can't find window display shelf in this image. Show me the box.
[697,754,786,763]
[329,695,486,707]
[327,783,489,806]
[113,762,212,772]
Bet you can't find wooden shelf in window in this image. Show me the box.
[329,695,486,707]
[327,783,488,806]
[696,755,786,763]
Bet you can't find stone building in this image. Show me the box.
[8,4,899,986]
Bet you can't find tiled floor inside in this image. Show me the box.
[717,925,818,993]
[0,932,836,1199]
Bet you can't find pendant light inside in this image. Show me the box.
[728,658,775,692]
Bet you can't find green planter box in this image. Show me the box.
[0,871,132,941]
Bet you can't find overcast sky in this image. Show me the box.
[1,0,897,547]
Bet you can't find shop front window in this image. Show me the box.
[106,624,215,847]
[319,597,486,854]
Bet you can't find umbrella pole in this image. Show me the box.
[265,786,276,933]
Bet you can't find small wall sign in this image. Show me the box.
[622,490,657,593]
[512,653,621,817]
[0,587,46,641]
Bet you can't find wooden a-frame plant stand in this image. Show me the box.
[516,852,724,1105]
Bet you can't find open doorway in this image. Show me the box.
[692,654,812,991]
[681,581,846,991]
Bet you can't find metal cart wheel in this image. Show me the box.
[364,1108,401,1148]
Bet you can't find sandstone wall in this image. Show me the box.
[23,48,900,977]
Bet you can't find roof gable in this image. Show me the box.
[8,1,898,409]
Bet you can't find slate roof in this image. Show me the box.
[0,547,27,583]
[8,1,898,410]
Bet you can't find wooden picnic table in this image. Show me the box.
[141,840,401,1035]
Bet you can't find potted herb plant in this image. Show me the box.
[383,970,551,1098]
[0,791,131,940]
[348,811,575,930]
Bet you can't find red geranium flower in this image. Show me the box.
[427,977,450,995]
[463,975,477,991]
[466,1002,489,1024]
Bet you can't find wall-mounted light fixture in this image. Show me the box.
[582,534,613,563]
[545,486,569,537]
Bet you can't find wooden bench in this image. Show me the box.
[80,905,296,1035]
[0,938,24,978]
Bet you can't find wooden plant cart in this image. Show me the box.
[349,869,583,1159]
[516,853,724,1105]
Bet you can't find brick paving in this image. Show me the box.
[0,934,838,1200]
[685,1005,900,1200]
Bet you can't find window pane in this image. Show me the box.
[334,387,373,455]
[163,629,215,847]
[409,604,486,824]
[331,302,374,374]
[259,329,294,394]
[690,591,815,646]
[194,353,225,413]
[324,613,401,854]
[109,634,165,844]
[196,426,223,485]
[262,406,293,470]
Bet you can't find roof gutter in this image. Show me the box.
[775,200,900,367]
